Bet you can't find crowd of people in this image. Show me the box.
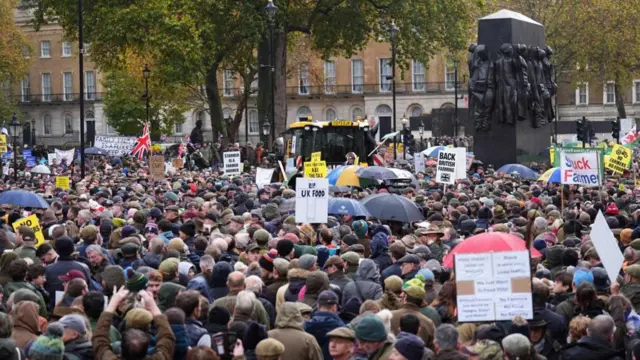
[0,152,637,360]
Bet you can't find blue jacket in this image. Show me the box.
[187,275,211,302]
[304,311,345,360]
[159,231,175,244]
[370,233,392,273]
[185,318,208,347]
[381,263,402,283]
[44,257,94,309]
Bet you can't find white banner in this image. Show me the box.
[295,178,328,224]
[414,152,425,173]
[94,135,137,157]
[436,148,465,184]
[559,150,601,186]
[256,168,275,189]
[54,149,75,165]
[223,151,242,176]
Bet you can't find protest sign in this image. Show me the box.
[22,149,31,158]
[47,153,57,165]
[171,158,183,169]
[466,152,474,170]
[456,250,533,322]
[55,149,75,164]
[94,135,137,157]
[559,151,601,186]
[605,144,632,174]
[590,211,624,284]
[55,176,70,190]
[256,168,275,189]
[436,148,465,184]
[223,151,242,176]
[549,147,555,164]
[149,155,165,180]
[304,161,327,178]
[0,135,7,153]
[311,152,322,162]
[12,214,45,247]
[414,152,425,173]
[295,178,329,223]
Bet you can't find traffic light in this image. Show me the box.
[611,117,621,143]
[576,118,585,142]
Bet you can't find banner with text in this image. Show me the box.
[435,148,466,185]
[54,148,75,165]
[559,150,601,186]
[295,178,329,223]
[94,136,137,157]
[223,151,242,176]
[605,144,632,174]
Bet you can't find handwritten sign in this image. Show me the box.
[605,144,632,174]
[55,176,70,190]
[311,152,322,162]
[171,158,183,169]
[0,135,7,153]
[150,155,165,180]
[304,161,327,178]
[223,151,242,176]
[12,214,45,247]
[94,136,137,157]
[295,178,329,223]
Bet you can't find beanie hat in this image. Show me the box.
[28,322,65,360]
[298,254,318,270]
[125,268,149,292]
[253,229,271,246]
[276,239,294,257]
[179,222,196,237]
[259,252,277,272]
[384,275,403,293]
[354,315,387,342]
[209,306,231,325]
[159,258,180,276]
[243,321,268,351]
[606,203,619,215]
[102,265,125,291]
[124,308,154,329]
[573,268,594,286]
[394,332,425,360]
[121,225,137,239]
[168,238,186,253]
[54,236,75,257]
[262,204,279,221]
[353,220,368,237]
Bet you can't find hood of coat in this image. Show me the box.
[211,261,233,287]
[305,271,330,296]
[370,233,389,258]
[12,301,40,335]
[355,259,380,283]
[274,302,304,330]
[157,282,186,312]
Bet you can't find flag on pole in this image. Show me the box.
[131,123,151,160]
[623,125,640,148]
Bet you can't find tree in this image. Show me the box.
[0,0,29,122]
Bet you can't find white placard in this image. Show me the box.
[414,152,425,173]
[559,150,601,186]
[455,250,533,322]
[435,148,465,184]
[223,151,242,176]
[295,178,329,224]
[94,136,137,157]
[590,211,624,284]
[47,153,58,165]
[256,168,275,189]
[55,148,75,164]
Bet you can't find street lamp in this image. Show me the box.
[390,21,399,160]
[453,58,460,137]
[418,122,424,151]
[263,0,278,150]
[143,64,151,128]
[10,114,20,181]
[401,115,408,159]
[262,118,271,149]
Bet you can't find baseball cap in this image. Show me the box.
[317,290,339,306]
[57,314,87,335]
[397,254,420,265]
[58,270,86,282]
[409,245,432,260]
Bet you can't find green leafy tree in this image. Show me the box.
[1,0,30,122]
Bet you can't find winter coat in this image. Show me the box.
[268,303,323,360]
[276,269,309,310]
[367,340,394,360]
[63,338,93,360]
[158,282,185,313]
[185,318,209,347]
[381,263,401,283]
[44,257,94,309]
[559,336,624,360]
[371,233,392,273]
[187,274,212,302]
[141,253,163,269]
[302,271,330,308]
[10,301,40,350]
[341,259,383,307]
[304,311,345,360]
[390,303,436,349]
[4,281,47,318]
[428,242,447,263]
[0,338,23,360]
[377,291,402,311]
[621,282,640,312]
[434,349,469,360]
[534,306,568,344]
[211,290,271,330]
[170,324,189,360]
[264,277,287,306]
[357,235,372,258]
[328,271,352,293]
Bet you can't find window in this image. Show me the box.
[379,58,391,92]
[410,105,423,117]
[412,60,425,91]
[352,60,364,93]
[352,107,364,121]
[64,114,73,134]
[375,104,392,116]
[445,59,456,91]
[634,81,640,104]
[43,113,52,135]
[223,70,234,97]
[83,42,92,54]
[63,72,73,101]
[576,83,589,105]
[250,74,258,94]
[604,82,615,104]
[222,108,234,120]
[324,60,336,94]
[40,41,50,58]
[21,76,30,102]
[325,108,337,121]
[41,73,51,101]
[85,71,96,100]
[22,44,30,58]
[297,106,312,122]
[174,122,183,134]
[299,63,310,95]
[62,41,72,57]
[86,111,95,122]
[248,109,259,134]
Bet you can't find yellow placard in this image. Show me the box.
[0,135,7,153]
[304,161,327,178]
[311,152,322,161]
[549,147,555,164]
[331,120,353,127]
[359,162,369,167]
[605,144,632,174]
[12,214,45,247]
[55,176,70,190]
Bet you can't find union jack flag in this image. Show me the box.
[131,123,151,160]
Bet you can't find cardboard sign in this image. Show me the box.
[94,135,137,156]
[605,144,632,174]
[223,151,242,176]
[0,135,7,153]
[435,148,465,184]
[295,178,329,223]
[55,176,70,190]
[456,250,533,322]
[304,161,327,178]
[256,168,275,189]
[12,215,45,247]
[55,148,75,164]
[311,152,322,161]
[150,155,165,180]
[559,151,601,186]
[414,152,425,173]
[171,158,184,169]
[590,211,624,284]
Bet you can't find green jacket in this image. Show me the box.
[621,282,640,312]
[556,295,577,323]
[89,318,121,344]
[14,246,39,265]
[5,281,48,318]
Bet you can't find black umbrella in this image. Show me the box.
[360,193,424,222]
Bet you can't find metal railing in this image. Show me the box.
[286,82,465,97]
[15,92,104,104]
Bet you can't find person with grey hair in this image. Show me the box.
[434,324,465,359]
[560,314,622,359]
[212,271,271,329]
[246,275,276,328]
[76,210,93,228]
[502,333,534,360]
[85,244,110,283]
[230,290,256,328]
[58,313,94,359]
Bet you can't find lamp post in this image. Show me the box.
[10,114,19,181]
[389,21,399,160]
[453,58,459,138]
[401,115,408,159]
[262,119,271,151]
[78,0,86,178]
[143,65,151,128]
[418,122,424,152]
[264,0,278,151]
